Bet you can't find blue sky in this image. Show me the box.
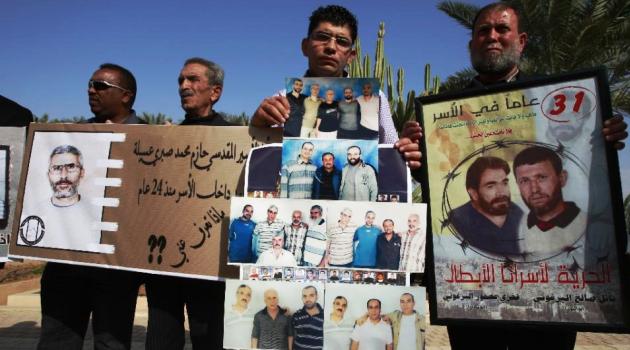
[2,0,628,197]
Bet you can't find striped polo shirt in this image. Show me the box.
[292,303,324,349]
[280,159,317,199]
[253,219,284,257]
[327,222,357,265]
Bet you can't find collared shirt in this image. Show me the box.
[284,223,308,263]
[400,229,426,272]
[280,158,317,199]
[356,95,380,131]
[376,233,401,270]
[86,110,147,125]
[252,307,293,349]
[292,303,324,350]
[256,248,297,266]
[449,201,523,256]
[253,219,285,257]
[328,222,358,265]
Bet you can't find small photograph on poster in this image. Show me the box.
[17,132,112,253]
[0,146,8,229]
[246,144,412,202]
[324,283,426,350]
[280,138,378,200]
[283,77,381,140]
[228,197,427,273]
[223,279,325,350]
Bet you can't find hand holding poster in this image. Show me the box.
[416,68,629,329]
[10,123,281,279]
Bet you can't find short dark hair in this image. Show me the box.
[310,204,323,213]
[184,57,224,86]
[472,2,524,34]
[308,5,358,42]
[292,78,303,85]
[99,63,137,106]
[513,146,563,175]
[347,145,361,154]
[465,156,510,190]
[303,285,318,296]
[401,292,415,302]
[367,298,381,309]
[302,141,314,149]
[50,145,83,166]
[322,152,334,160]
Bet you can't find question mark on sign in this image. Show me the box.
[148,234,158,264]
[156,235,167,265]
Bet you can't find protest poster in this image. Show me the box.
[416,68,629,329]
[0,127,26,261]
[246,144,410,202]
[227,197,426,273]
[282,77,381,140]
[9,123,281,279]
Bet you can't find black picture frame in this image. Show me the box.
[415,67,629,331]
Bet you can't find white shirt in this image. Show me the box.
[256,248,297,266]
[324,314,355,350]
[223,306,256,349]
[351,319,393,350]
[17,198,102,252]
[397,314,417,350]
[356,95,380,131]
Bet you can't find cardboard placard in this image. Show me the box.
[9,123,281,279]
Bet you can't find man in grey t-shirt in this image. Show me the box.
[338,87,360,139]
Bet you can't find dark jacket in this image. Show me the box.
[312,166,341,199]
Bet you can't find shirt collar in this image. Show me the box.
[526,201,580,231]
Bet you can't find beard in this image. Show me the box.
[471,44,521,76]
[525,186,563,217]
[478,195,510,216]
[348,157,359,165]
[51,180,78,199]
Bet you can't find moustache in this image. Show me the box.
[180,90,194,98]
[54,180,74,187]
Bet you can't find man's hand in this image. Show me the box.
[251,96,290,127]
[395,121,424,170]
[603,113,628,150]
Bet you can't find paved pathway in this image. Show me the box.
[0,291,628,349]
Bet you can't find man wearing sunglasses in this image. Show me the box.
[251,5,417,158]
[145,57,234,350]
[38,63,144,350]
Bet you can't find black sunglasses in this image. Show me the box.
[88,79,131,92]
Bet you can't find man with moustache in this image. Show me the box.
[399,214,425,272]
[292,286,324,349]
[223,284,256,349]
[257,234,298,266]
[339,145,377,201]
[38,63,143,350]
[284,210,309,264]
[312,152,341,200]
[228,204,256,263]
[280,141,317,199]
[284,78,307,137]
[338,87,361,139]
[301,83,323,137]
[449,156,523,256]
[303,205,328,266]
[376,219,401,270]
[253,204,285,259]
[251,5,405,149]
[324,296,354,349]
[356,82,379,140]
[145,58,234,350]
[314,89,340,139]
[252,288,293,349]
[514,147,586,258]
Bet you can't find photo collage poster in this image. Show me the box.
[223,76,428,347]
[223,279,426,350]
[419,71,627,326]
[0,127,26,261]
